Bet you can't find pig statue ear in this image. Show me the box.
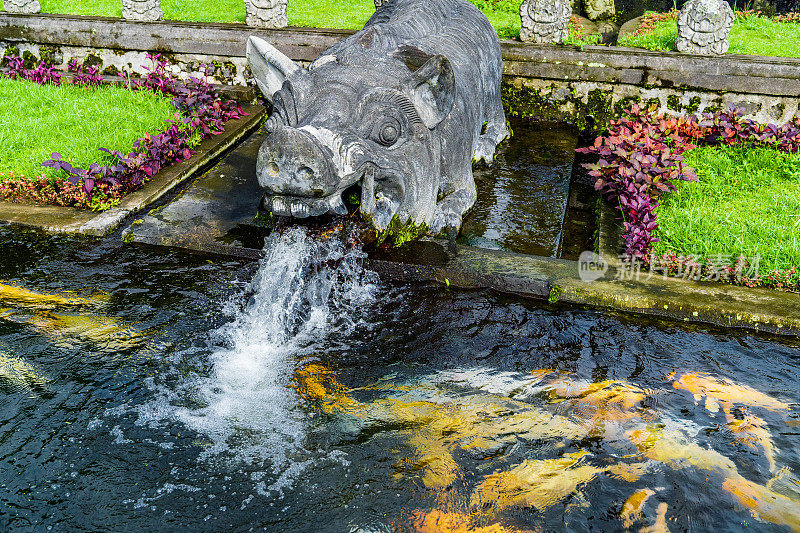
[247,36,303,102]
[397,47,456,129]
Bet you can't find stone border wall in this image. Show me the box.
[2,13,800,126]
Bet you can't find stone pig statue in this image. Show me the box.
[247,0,509,238]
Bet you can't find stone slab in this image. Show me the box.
[123,130,270,259]
[0,13,348,62]
[4,14,800,97]
[0,104,265,236]
[369,240,800,337]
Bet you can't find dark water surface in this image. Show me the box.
[1,226,799,532]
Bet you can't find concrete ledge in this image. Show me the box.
[0,104,265,236]
[0,13,350,63]
[369,240,800,337]
[597,200,623,267]
[3,14,800,97]
[4,14,800,127]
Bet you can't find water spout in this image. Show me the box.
[137,227,378,494]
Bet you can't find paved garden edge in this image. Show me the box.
[3,14,800,126]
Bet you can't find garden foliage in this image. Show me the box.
[580,104,800,259]
[0,54,245,210]
[632,9,677,36]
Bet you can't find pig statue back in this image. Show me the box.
[247,0,509,237]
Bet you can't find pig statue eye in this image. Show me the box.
[371,118,402,147]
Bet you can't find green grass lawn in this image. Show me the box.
[38,0,528,39]
[0,77,177,180]
[618,13,800,57]
[653,145,800,273]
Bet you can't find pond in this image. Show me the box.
[1,223,799,531]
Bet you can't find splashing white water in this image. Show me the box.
[135,227,378,494]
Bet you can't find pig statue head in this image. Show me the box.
[247,36,458,234]
[246,0,509,239]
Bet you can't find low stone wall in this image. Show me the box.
[2,13,800,127]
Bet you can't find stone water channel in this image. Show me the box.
[127,118,587,261]
[0,120,798,531]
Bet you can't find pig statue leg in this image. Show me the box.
[473,100,510,164]
[430,154,476,235]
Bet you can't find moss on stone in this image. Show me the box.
[666,94,682,112]
[501,82,616,131]
[252,211,274,228]
[704,98,724,115]
[82,53,103,69]
[102,65,119,77]
[613,96,640,117]
[548,284,562,303]
[686,96,701,114]
[2,45,21,61]
[645,97,662,109]
[584,88,613,127]
[501,84,554,121]
[374,215,428,247]
[39,45,60,67]
[22,50,39,69]
[208,60,237,85]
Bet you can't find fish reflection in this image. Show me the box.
[0,282,146,351]
[0,351,49,394]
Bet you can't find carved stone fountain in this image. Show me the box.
[246,0,508,240]
[2,0,41,14]
[519,0,572,44]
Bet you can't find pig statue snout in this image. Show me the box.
[257,125,334,197]
[256,125,346,218]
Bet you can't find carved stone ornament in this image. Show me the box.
[583,0,614,22]
[374,0,390,8]
[244,0,288,28]
[676,0,735,55]
[246,0,509,237]
[121,0,162,21]
[3,0,41,14]
[519,0,572,44]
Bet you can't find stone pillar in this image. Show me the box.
[519,0,571,44]
[2,0,41,14]
[676,0,734,55]
[244,0,288,28]
[122,0,162,21]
